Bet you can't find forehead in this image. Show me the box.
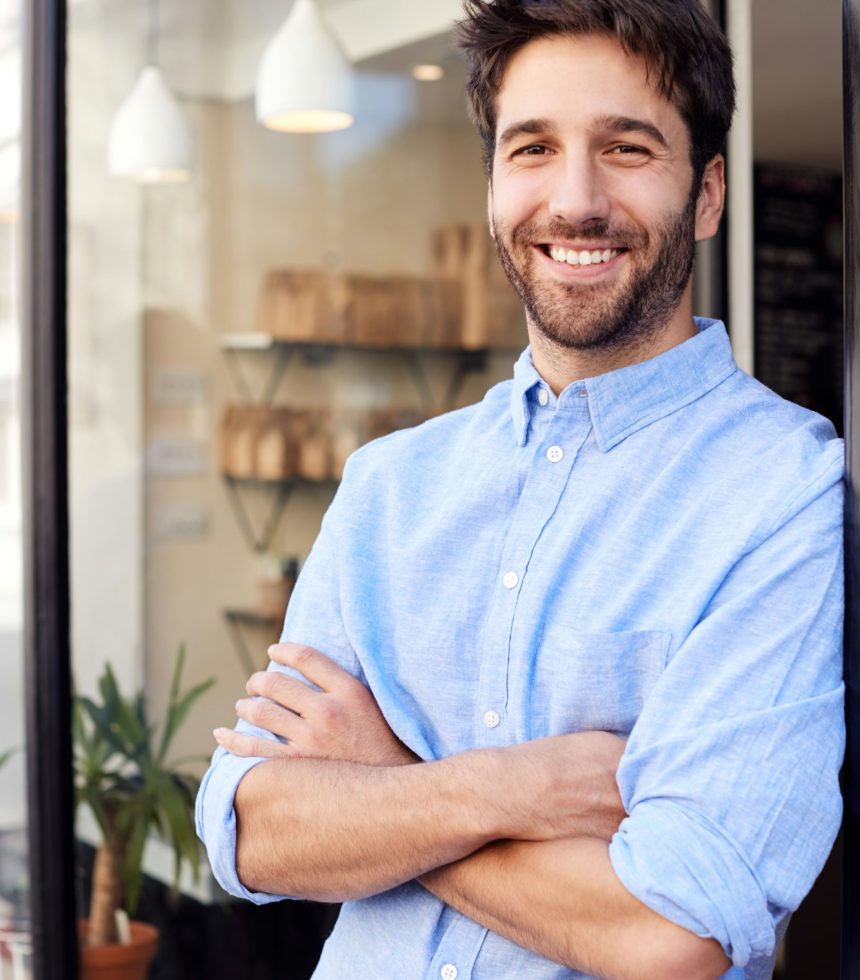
[495,33,687,144]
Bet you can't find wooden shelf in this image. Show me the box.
[219,331,520,356]
[219,336,517,410]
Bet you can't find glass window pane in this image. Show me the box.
[67,2,521,974]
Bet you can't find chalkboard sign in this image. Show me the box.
[753,164,843,434]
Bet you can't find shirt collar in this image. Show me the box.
[510,318,739,450]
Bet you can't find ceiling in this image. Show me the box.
[65,0,844,170]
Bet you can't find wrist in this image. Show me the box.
[436,747,523,841]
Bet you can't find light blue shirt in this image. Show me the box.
[197,318,844,980]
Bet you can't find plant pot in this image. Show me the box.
[79,920,159,980]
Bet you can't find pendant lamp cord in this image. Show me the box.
[147,0,158,66]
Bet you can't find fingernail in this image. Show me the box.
[213,728,227,740]
[235,699,244,711]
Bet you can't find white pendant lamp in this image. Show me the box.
[256,0,355,133]
[107,0,194,182]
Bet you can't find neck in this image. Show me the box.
[527,284,698,394]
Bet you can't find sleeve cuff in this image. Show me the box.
[608,799,776,968]
[196,747,291,905]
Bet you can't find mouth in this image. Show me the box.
[538,243,629,268]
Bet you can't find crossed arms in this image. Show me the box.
[197,451,845,980]
[213,642,730,980]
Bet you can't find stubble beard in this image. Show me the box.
[492,196,697,355]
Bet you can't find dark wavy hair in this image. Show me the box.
[456,0,735,190]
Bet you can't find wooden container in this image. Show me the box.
[427,278,463,349]
[432,223,526,350]
[256,409,299,482]
[221,406,265,479]
[294,410,332,482]
[256,269,349,344]
[330,409,364,480]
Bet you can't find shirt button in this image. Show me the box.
[546,445,564,463]
[441,966,458,980]
[502,571,519,589]
[537,388,549,406]
[483,709,501,729]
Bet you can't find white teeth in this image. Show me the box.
[547,246,621,267]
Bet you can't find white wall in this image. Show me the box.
[68,4,145,702]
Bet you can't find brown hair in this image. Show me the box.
[456,0,735,189]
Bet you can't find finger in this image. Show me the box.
[213,727,293,760]
[235,697,306,742]
[246,670,319,716]
[268,642,357,693]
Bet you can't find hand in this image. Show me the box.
[214,642,419,767]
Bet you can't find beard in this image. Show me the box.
[492,196,697,354]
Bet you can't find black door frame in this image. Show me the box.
[21,0,78,977]
[845,2,860,977]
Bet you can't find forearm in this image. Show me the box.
[421,838,730,980]
[235,751,504,902]
[233,730,626,902]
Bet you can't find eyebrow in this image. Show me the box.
[497,118,555,150]
[496,114,671,151]
[593,114,670,149]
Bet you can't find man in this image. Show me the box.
[197,1,844,977]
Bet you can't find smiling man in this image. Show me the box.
[197,3,844,979]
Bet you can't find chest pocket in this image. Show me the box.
[529,625,671,739]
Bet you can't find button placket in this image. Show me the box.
[475,409,590,750]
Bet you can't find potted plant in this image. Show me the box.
[74,645,214,979]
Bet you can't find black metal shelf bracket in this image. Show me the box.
[222,477,294,553]
[223,345,295,406]
[222,609,280,676]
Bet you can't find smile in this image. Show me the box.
[546,245,625,267]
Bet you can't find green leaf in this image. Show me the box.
[158,679,216,767]
[72,648,214,919]
[123,813,150,915]
[157,774,202,886]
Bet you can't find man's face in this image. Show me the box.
[489,33,716,354]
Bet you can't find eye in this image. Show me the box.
[610,143,650,157]
[513,143,549,157]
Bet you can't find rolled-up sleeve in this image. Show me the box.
[196,487,358,903]
[609,455,845,969]
[195,746,282,903]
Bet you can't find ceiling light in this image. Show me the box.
[107,0,194,183]
[411,65,445,82]
[108,65,194,183]
[256,0,354,133]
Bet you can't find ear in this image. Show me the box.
[694,154,725,243]
[487,180,496,239]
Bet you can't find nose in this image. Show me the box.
[547,151,611,228]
